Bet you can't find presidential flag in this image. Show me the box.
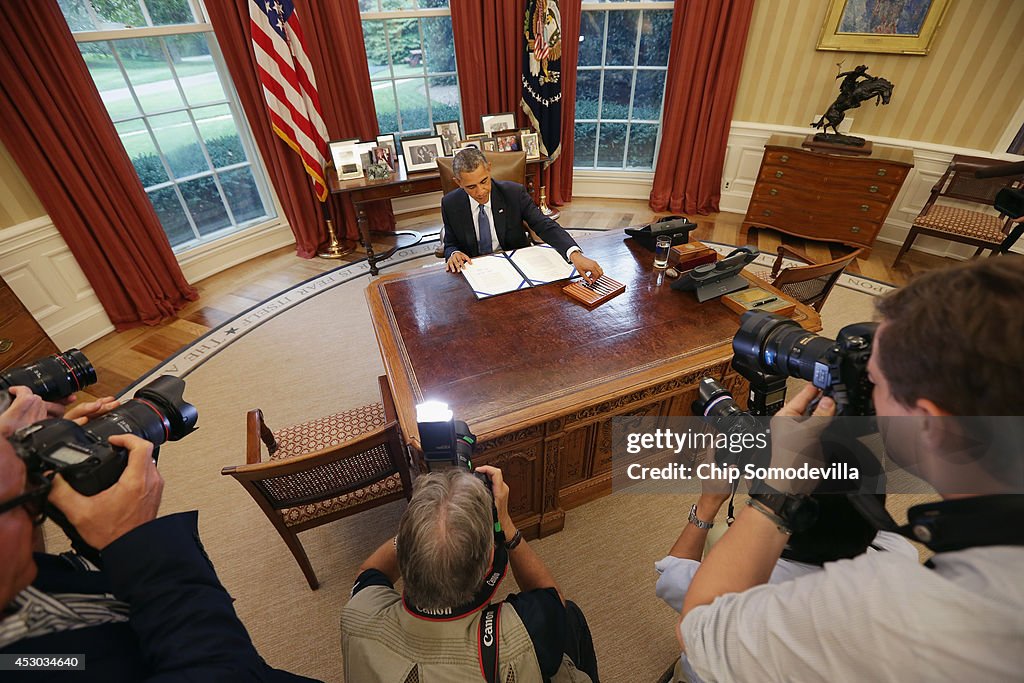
[522,0,563,162]
[249,0,329,200]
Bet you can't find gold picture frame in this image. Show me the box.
[816,0,951,55]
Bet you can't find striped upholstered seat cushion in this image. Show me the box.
[915,205,1006,241]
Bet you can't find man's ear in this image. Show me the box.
[915,398,952,417]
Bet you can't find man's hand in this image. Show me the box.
[64,396,120,424]
[0,386,48,438]
[570,252,603,284]
[473,465,516,538]
[48,434,164,550]
[446,251,472,273]
[765,383,836,494]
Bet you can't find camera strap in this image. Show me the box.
[478,602,502,683]
[401,537,508,621]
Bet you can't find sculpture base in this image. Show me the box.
[802,134,873,156]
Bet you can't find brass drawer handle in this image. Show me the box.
[859,204,869,212]
[869,185,879,193]
[779,154,789,162]
[769,188,778,196]
[0,339,12,353]
[876,169,887,176]
[762,209,773,217]
[850,226,861,233]
[775,171,784,178]
[400,183,413,193]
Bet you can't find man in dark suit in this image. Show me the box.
[442,148,603,283]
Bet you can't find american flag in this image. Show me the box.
[533,0,551,60]
[249,0,329,201]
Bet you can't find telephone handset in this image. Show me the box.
[671,246,760,302]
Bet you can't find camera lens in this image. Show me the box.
[0,349,97,402]
[692,377,744,419]
[734,311,833,385]
[83,375,198,447]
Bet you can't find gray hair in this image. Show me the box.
[397,470,494,611]
[452,147,489,180]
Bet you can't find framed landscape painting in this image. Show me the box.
[816,0,951,55]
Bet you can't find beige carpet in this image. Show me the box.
[44,240,930,682]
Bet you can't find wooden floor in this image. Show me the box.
[78,197,956,399]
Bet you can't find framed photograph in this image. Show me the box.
[355,141,377,170]
[816,0,951,55]
[433,120,463,156]
[466,133,490,140]
[494,130,521,153]
[328,139,363,180]
[454,139,481,152]
[481,112,516,136]
[401,135,445,172]
[370,145,395,171]
[376,133,398,160]
[480,138,497,152]
[521,132,540,159]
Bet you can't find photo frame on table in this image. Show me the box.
[480,138,497,152]
[370,145,395,171]
[521,132,540,159]
[494,130,521,153]
[454,139,481,152]
[401,135,445,172]
[466,133,490,140]
[481,112,516,136]
[816,0,950,55]
[328,138,363,180]
[355,141,377,168]
[375,133,398,160]
[434,120,463,155]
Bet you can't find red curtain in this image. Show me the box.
[206,0,393,256]
[649,0,754,215]
[451,1,526,134]
[547,0,581,207]
[0,1,197,330]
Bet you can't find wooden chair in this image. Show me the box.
[892,154,1024,266]
[221,377,413,590]
[759,245,864,312]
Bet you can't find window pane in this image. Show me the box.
[117,119,168,186]
[359,0,378,11]
[194,104,244,168]
[388,19,422,76]
[627,123,658,169]
[605,10,639,66]
[632,70,665,121]
[363,21,392,78]
[417,0,450,7]
[58,0,96,31]
[219,167,265,224]
[80,42,141,120]
[166,34,226,107]
[150,111,204,178]
[146,0,196,26]
[596,123,627,167]
[148,186,193,246]
[180,176,231,235]
[574,122,596,167]
[638,10,673,66]
[395,78,429,132]
[601,70,633,120]
[119,38,186,113]
[382,0,415,9]
[429,75,460,123]
[422,16,455,73]
[578,12,605,67]
[372,81,399,135]
[575,70,601,120]
[86,0,145,29]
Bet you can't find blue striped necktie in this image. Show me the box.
[477,204,492,254]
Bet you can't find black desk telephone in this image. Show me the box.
[671,246,760,302]
[624,215,698,251]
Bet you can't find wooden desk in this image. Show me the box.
[329,156,547,275]
[740,134,913,258]
[366,231,820,538]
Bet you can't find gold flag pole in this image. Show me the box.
[318,201,352,259]
[539,185,560,220]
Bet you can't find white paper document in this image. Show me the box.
[461,245,578,299]
[507,244,578,285]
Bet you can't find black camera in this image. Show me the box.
[732,311,877,416]
[10,375,198,496]
[415,401,493,492]
[692,377,769,470]
[0,349,97,411]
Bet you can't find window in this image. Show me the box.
[359,0,462,142]
[574,1,673,171]
[58,0,275,251]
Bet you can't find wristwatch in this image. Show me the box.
[747,492,819,534]
[504,528,523,550]
[688,503,715,530]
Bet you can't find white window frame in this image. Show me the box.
[575,1,673,172]
[63,0,278,253]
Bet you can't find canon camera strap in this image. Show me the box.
[401,533,509,620]
[478,602,502,683]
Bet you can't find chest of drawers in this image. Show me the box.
[740,134,914,258]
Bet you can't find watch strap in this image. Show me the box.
[688,503,715,530]
[504,528,523,550]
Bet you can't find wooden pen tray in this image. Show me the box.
[563,275,626,308]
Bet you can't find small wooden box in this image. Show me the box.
[671,240,717,272]
[563,275,626,308]
[721,287,797,317]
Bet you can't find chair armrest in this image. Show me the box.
[771,244,812,277]
[246,409,276,464]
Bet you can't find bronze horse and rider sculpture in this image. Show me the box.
[812,64,894,146]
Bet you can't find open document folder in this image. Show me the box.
[461,244,578,299]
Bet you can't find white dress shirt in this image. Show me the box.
[464,193,581,260]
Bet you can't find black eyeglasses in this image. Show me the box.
[0,477,51,526]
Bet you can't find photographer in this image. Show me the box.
[0,395,317,681]
[675,257,1024,681]
[342,466,599,682]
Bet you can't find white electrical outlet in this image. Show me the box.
[723,180,732,191]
